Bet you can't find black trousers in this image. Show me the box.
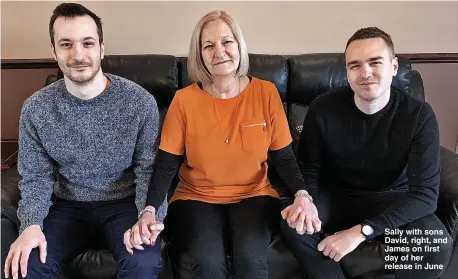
[281,188,451,279]
[23,196,162,279]
[166,196,280,279]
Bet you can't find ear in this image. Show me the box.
[392,57,399,76]
[51,44,57,61]
[100,42,105,60]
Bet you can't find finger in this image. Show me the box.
[329,250,337,260]
[131,225,143,246]
[150,230,160,245]
[139,221,151,245]
[38,240,47,264]
[323,245,333,257]
[305,214,314,234]
[123,230,134,255]
[140,221,151,239]
[312,218,322,232]
[295,211,306,233]
[281,206,291,219]
[19,246,32,278]
[289,207,302,225]
[317,239,327,252]
[334,252,345,262]
[11,249,21,279]
[5,248,14,278]
[149,223,164,232]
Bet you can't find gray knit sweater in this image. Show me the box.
[17,74,167,233]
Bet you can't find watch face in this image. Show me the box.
[362,225,374,236]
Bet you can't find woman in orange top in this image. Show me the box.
[124,10,321,279]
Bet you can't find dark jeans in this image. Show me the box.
[23,196,162,279]
[166,196,280,279]
[281,189,451,279]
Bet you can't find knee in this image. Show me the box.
[25,249,56,278]
[181,251,226,275]
[120,250,162,273]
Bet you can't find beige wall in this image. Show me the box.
[2,1,458,59]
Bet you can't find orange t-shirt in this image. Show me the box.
[159,77,292,204]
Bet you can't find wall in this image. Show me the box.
[2,1,457,150]
[2,1,458,58]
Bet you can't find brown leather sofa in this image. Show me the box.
[2,53,458,279]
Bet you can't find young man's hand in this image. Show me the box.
[4,225,47,279]
[317,224,366,262]
[123,206,164,255]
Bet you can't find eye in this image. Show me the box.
[350,65,359,70]
[371,61,382,66]
[84,42,95,47]
[223,40,233,45]
[60,43,72,48]
[203,45,213,50]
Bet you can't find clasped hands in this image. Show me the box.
[123,206,164,255]
[281,191,365,262]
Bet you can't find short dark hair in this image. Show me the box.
[49,3,103,46]
[345,27,395,59]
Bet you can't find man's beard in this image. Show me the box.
[62,60,101,85]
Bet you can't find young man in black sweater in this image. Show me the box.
[281,27,451,279]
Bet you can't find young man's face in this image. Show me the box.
[345,38,398,102]
[51,15,104,84]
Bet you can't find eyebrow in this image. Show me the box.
[347,56,384,66]
[202,35,234,45]
[57,36,96,43]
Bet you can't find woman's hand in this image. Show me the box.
[123,206,164,254]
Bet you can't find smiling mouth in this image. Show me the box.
[214,61,230,65]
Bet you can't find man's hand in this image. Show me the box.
[317,224,366,262]
[281,190,321,235]
[4,225,47,279]
[123,206,164,255]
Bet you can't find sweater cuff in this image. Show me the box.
[19,216,43,235]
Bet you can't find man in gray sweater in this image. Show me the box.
[4,3,166,279]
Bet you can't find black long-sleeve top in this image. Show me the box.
[298,86,440,237]
[146,144,306,210]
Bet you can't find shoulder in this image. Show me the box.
[107,74,157,108]
[22,79,66,116]
[310,86,352,110]
[394,87,435,121]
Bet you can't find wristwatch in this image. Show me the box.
[361,223,374,240]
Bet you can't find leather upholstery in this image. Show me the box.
[3,53,458,279]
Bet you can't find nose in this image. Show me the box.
[71,43,85,61]
[214,42,225,58]
[360,63,373,79]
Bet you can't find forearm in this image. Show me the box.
[146,149,183,210]
[365,182,439,237]
[269,144,308,195]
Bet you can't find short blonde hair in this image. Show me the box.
[187,10,249,84]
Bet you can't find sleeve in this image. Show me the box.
[146,150,183,210]
[17,102,55,234]
[133,96,161,212]
[297,103,324,195]
[364,103,440,237]
[269,144,308,195]
[159,92,186,155]
[268,83,293,150]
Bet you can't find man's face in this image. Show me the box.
[51,15,104,85]
[345,38,398,102]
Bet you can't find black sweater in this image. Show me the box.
[298,86,440,236]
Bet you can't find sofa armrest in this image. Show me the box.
[436,146,458,240]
